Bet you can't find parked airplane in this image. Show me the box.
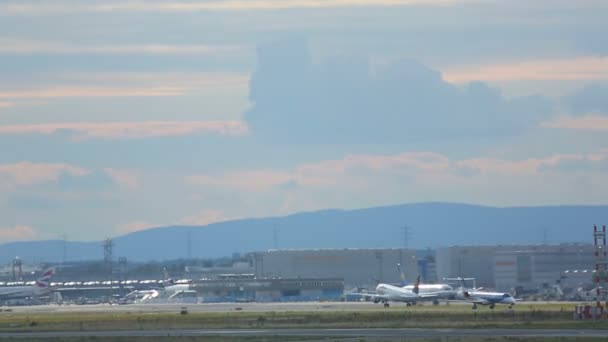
[445,277,516,309]
[351,275,444,308]
[0,268,56,302]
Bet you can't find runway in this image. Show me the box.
[0,328,606,339]
[2,300,577,314]
[6,301,391,314]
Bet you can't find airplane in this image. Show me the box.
[0,268,56,302]
[351,275,445,308]
[397,263,455,303]
[160,267,192,292]
[445,277,516,309]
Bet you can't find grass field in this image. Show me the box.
[0,303,606,332]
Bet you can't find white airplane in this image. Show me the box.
[352,275,445,308]
[397,263,454,302]
[0,268,55,301]
[445,277,516,309]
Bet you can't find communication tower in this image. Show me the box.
[118,256,127,282]
[593,225,608,311]
[12,257,22,281]
[103,238,114,280]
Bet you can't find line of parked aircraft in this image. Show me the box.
[351,264,517,309]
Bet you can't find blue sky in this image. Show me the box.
[0,0,607,242]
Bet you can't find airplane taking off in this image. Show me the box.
[351,275,445,308]
[0,268,56,301]
[445,277,516,309]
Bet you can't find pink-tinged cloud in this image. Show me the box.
[103,168,140,190]
[0,121,248,139]
[187,152,451,192]
[0,101,14,108]
[117,210,234,234]
[541,115,608,131]
[2,0,463,15]
[62,72,249,89]
[0,162,88,185]
[297,152,449,175]
[117,221,159,234]
[0,86,185,99]
[0,225,41,243]
[456,152,608,176]
[0,39,247,56]
[186,151,608,197]
[178,209,234,226]
[443,57,608,82]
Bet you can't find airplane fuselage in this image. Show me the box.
[375,283,419,303]
[403,284,454,299]
[460,290,516,307]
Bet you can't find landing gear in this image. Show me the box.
[383,301,390,308]
[432,300,440,306]
[472,303,478,310]
[508,304,513,309]
[489,304,495,309]
[406,303,411,307]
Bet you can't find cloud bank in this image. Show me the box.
[244,38,552,143]
[1,0,463,15]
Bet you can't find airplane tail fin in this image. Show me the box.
[35,267,55,289]
[397,263,408,286]
[162,267,174,286]
[413,275,421,294]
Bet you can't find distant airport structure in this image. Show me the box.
[250,244,594,292]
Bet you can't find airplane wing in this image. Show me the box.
[0,289,29,299]
[469,297,491,305]
[417,292,443,299]
[348,292,389,301]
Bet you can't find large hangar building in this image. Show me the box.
[251,248,420,289]
[436,244,595,291]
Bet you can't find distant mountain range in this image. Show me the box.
[2,202,604,263]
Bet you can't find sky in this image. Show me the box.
[0,0,607,242]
